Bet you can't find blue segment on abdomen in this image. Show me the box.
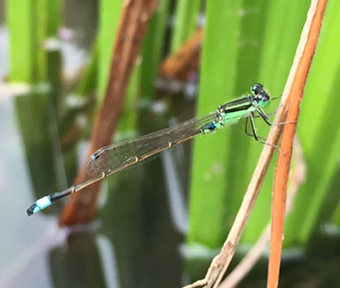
[34,196,52,213]
[202,122,217,134]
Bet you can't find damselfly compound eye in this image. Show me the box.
[251,83,264,95]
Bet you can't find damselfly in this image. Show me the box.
[26,83,274,216]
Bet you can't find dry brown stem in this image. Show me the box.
[160,28,204,80]
[220,138,306,288]
[267,1,328,287]
[59,0,159,226]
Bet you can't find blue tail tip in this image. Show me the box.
[26,204,40,216]
[26,207,34,216]
[25,196,52,216]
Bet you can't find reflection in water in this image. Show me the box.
[0,27,7,79]
[162,149,188,234]
[96,236,119,288]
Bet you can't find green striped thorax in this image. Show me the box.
[201,83,270,134]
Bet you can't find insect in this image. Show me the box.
[26,84,273,216]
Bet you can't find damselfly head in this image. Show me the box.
[251,83,270,107]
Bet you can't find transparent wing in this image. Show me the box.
[86,112,217,176]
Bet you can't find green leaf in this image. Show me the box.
[171,0,201,53]
[188,0,311,248]
[140,0,170,99]
[98,0,123,100]
[188,1,243,248]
